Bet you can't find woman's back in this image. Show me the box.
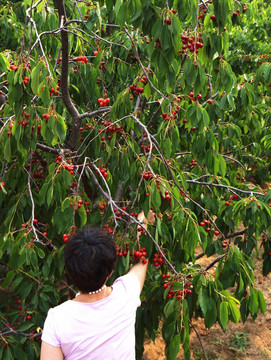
[41,273,141,360]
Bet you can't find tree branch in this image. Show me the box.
[55,0,81,151]
[204,253,227,271]
[186,179,264,196]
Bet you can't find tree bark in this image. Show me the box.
[55,0,81,151]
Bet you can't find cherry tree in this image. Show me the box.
[0,0,270,359]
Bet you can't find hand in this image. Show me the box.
[137,210,155,225]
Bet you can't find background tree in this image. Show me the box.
[0,0,270,359]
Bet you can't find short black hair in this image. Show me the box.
[64,227,117,293]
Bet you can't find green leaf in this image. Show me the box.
[46,185,54,207]
[1,270,16,289]
[130,0,142,22]
[229,299,241,323]
[37,248,45,259]
[31,61,45,94]
[4,138,11,162]
[55,115,67,143]
[204,296,217,329]
[258,291,266,315]
[249,289,258,316]
[77,206,87,227]
[164,297,178,318]
[219,301,228,331]
[165,334,181,360]
[152,187,161,211]
[198,287,208,316]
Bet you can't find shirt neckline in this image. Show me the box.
[68,286,114,304]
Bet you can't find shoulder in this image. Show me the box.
[113,273,140,288]
[113,273,141,299]
[46,300,73,318]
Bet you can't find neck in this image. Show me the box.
[73,285,112,303]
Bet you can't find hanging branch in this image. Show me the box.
[26,0,53,78]
[123,27,167,100]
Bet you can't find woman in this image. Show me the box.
[40,227,148,360]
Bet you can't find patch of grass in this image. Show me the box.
[229,332,249,353]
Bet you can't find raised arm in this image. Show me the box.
[128,210,155,292]
[128,258,149,293]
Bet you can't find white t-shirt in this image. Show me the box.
[41,273,141,359]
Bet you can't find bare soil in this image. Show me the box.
[143,249,271,360]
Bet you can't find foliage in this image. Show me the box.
[0,0,270,359]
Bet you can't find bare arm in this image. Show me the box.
[128,258,149,293]
[40,341,64,360]
[128,210,155,292]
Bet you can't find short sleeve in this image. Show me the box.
[41,308,61,347]
[113,273,141,309]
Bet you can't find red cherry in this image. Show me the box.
[214,230,220,236]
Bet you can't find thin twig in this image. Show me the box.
[186,180,264,196]
[190,322,209,360]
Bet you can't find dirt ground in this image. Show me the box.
[142,248,271,360]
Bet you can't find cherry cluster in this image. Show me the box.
[68,199,90,213]
[116,243,129,257]
[99,61,106,70]
[42,113,51,121]
[63,233,70,242]
[23,76,30,85]
[55,156,75,176]
[153,252,165,267]
[99,202,106,210]
[129,83,144,95]
[96,167,108,179]
[189,159,198,167]
[199,219,213,233]
[154,37,161,49]
[163,279,193,300]
[236,172,246,182]
[133,247,147,264]
[99,120,124,138]
[10,64,18,71]
[104,224,114,234]
[75,55,88,64]
[141,171,153,180]
[49,85,59,96]
[179,34,203,55]
[98,97,110,107]
[222,240,229,248]
[164,17,172,25]
[140,144,152,153]
[161,190,171,201]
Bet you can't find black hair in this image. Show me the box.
[64,227,117,293]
